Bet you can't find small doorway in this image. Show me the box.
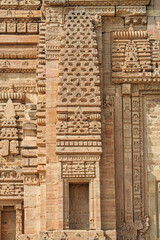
[1,207,16,240]
[69,183,89,230]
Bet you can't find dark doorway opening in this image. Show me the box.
[69,183,89,230]
[1,207,16,240]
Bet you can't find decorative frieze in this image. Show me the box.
[58,155,100,162]
[0,0,41,10]
[67,0,150,6]
[62,161,96,178]
[125,16,147,25]
[23,174,39,185]
[0,183,23,197]
[0,166,22,184]
[64,6,115,16]
[116,6,146,17]
[0,59,36,73]
[0,22,39,34]
[0,10,41,18]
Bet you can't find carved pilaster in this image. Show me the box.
[45,0,63,230]
[16,204,23,238]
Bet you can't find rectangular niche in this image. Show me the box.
[69,183,89,230]
[1,207,16,240]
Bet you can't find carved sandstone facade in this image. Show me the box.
[0,0,160,239]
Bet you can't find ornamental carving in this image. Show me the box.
[117,216,149,240]
[112,25,160,83]
[0,0,41,9]
[0,99,19,156]
[57,10,102,155]
[62,161,96,178]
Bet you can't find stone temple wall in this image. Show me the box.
[0,0,160,239]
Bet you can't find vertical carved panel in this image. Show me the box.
[56,10,102,230]
[123,96,133,222]
[57,10,102,155]
[132,97,141,221]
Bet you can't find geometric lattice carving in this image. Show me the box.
[58,11,100,106]
[57,10,102,155]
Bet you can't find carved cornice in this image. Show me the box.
[116,6,146,16]
[68,0,150,6]
[45,0,149,6]
[64,6,115,16]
